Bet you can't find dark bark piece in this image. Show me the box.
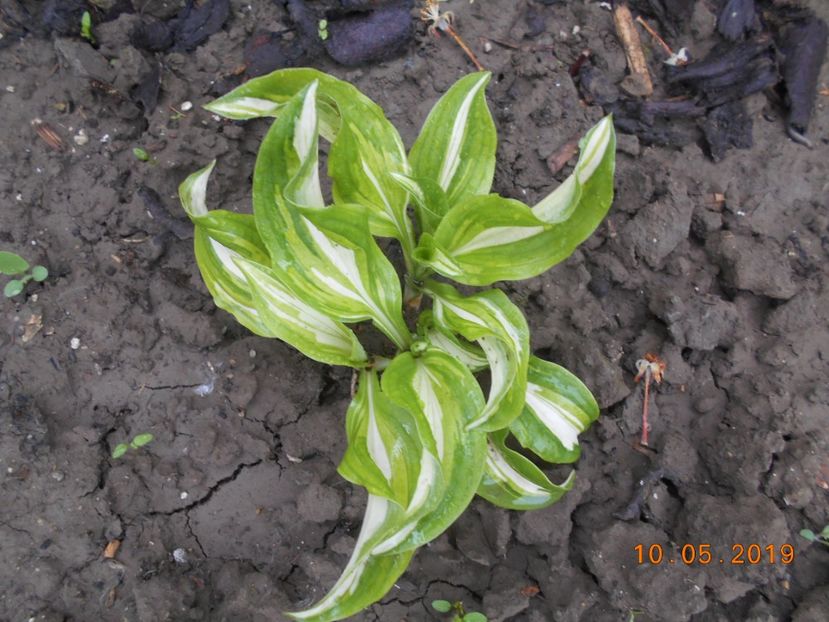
[244,30,306,78]
[324,1,412,66]
[131,61,161,114]
[41,0,87,36]
[172,0,230,52]
[717,0,756,41]
[137,186,193,241]
[702,101,753,162]
[779,15,828,136]
[131,18,175,52]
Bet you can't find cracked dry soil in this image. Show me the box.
[2,1,829,621]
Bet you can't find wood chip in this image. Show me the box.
[31,119,66,151]
[103,539,121,559]
[613,2,653,97]
[546,134,581,175]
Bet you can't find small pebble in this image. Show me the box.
[483,41,493,53]
[5,85,15,93]
[172,548,188,564]
[70,337,81,350]
[73,129,88,146]
[180,101,193,112]
[51,471,65,482]
[249,349,256,358]
[180,491,188,500]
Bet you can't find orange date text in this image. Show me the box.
[634,543,795,566]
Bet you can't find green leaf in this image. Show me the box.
[131,433,154,448]
[236,256,368,368]
[413,116,616,286]
[206,68,414,253]
[251,87,411,348]
[418,310,488,373]
[424,282,530,431]
[0,251,29,275]
[30,266,48,282]
[477,430,575,510]
[133,147,151,162]
[432,600,453,613]
[338,369,426,507]
[389,173,450,237]
[464,613,488,622]
[800,529,817,542]
[286,495,414,622]
[111,444,128,459]
[377,349,487,553]
[3,279,24,298]
[509,356,600,464]
[180,162,280,338]
[409,72,495,209]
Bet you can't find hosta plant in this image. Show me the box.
[180,68,615,621]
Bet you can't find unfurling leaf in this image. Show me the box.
[425,282,530,431]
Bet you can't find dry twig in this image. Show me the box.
[613,2,653,97]
[421,1,484,71]
[634,353,666,446]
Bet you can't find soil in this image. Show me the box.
[2,1,829,621]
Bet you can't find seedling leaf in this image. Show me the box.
[31,265,48,282]
[0,251,29,275]
[131,433,154,448]
[4,279,24,297]
[432,600,452,613]
[112,444,128,459]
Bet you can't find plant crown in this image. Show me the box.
[180,68,615,622]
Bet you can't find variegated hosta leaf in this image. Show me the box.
[477,430,575,510]
[389,173,450,237]
[417,310,488,373]
[286,494,414,622]
[205,68,412,246]
[180,163,368,367]
[424,281,529,431]
[413,116,616,286]
[377,349,487,553]
[252,86,411,349]
[338,369,430,508]
[510,356,600,464]
[408,72,496,210]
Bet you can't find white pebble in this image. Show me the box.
[180,101,193,112]
[249,349,256,358]
[73,129,88,146]
[6,85,15,93]
[70,337,81,350]
[483,41,493,53]
[172,548,188,564]
[180,491,188,500]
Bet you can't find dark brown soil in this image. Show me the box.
[2,1,828,621]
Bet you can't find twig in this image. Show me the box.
[445,24,484,71]
[421,1,484,71]
[635,15,673,56]
[634,353,666,446]
[613,1,653,97]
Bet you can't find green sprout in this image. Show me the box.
[111,433,154,459]
[132,147,153,162]
[80,11,95,44]
[432,599,487,621]
[800,524,829,547]
[318,19,329,41]
[184,68,616,621]
[1,251,48,298]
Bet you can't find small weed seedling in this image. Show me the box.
[800,524,829,547]
[132,147,155,163]
[432,599,487,621]
[183,68,615,621]
[1,251,48,298]
[318,19,329,41]
[80,11,95,44]
[112,433,154,459]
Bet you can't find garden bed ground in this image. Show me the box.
[1,1,828,621]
